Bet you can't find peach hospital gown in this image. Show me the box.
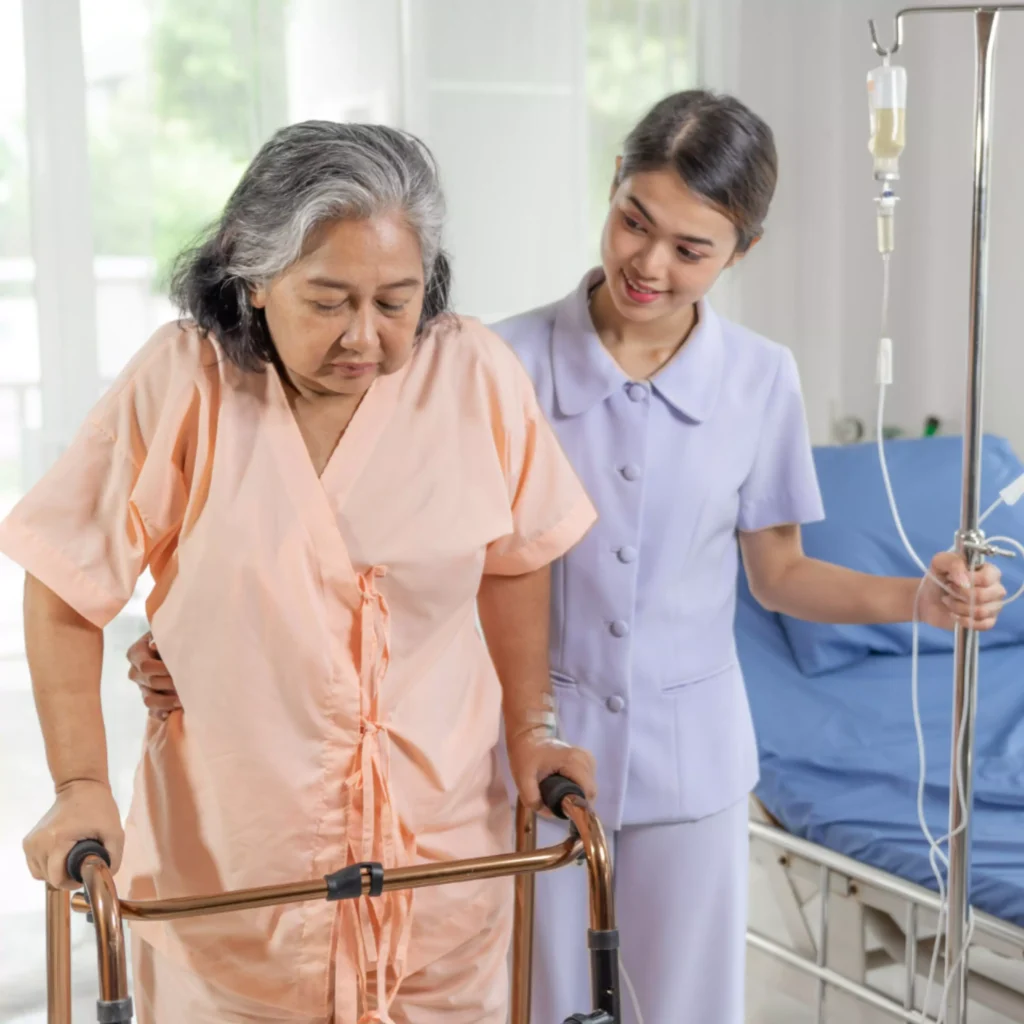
[0,316,595,1022]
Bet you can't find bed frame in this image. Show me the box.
[747,798,1024,1023]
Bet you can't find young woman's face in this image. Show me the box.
[601,168,747,324]
[252,212,425,397]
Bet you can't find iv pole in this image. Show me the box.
[869,8,1024,1024]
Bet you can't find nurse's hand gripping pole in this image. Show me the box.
[46,775,620,1024]
[867,8,1024,1024]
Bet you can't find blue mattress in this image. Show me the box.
[736,435,1024,927]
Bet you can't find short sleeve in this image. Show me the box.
[0,325,204,628]
[737,347,824,533]
[482,344,597,576]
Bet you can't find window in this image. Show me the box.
[77,0,295,814]
[0,5,696,1018]
[0,2,39,513]
[1,4,293,1019]
[0,6,57,1018]
[586,0,693,257]
[82,0,289,382]
[400,0,694,319]
[77,0,301,864]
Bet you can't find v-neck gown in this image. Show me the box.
[0,317,595,1022]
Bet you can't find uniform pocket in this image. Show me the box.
[549,669,578,688]
[660,660,738,693]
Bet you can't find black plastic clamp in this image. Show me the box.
[324,862,384,901]
[587,928,620,951]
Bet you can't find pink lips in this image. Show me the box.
[330,362,377,378]
[621,270,663,305]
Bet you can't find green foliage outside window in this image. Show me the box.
[585,0,691,257]
[89,0,288,287]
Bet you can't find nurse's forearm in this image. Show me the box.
[752,556,917,624]
[24,574,110,791]
[477,566,554,741]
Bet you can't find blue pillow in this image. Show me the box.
[776,435,1024,676]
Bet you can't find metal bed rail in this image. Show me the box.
[748,818,1024,1023]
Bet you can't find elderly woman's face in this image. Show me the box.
[252,212,425,397]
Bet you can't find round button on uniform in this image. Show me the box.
[626,382,649,403]
[609,620,630,638]
[617,546,637,564]
[620,463,642,481]
[606,696,626,713]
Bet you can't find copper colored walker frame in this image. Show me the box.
[45,792,618,1024]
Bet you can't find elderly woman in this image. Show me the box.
[3,122,597,1023]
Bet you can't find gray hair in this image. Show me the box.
[171,121,453,370]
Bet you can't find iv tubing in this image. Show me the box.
[873,241,1024,1020]
[865,12,1024,1022]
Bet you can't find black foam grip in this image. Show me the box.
[539,774,586,820]
[66,840,111,884]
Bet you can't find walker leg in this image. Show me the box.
[511,802,537,1024]
[566,802,619,1023]
[80,859,133,1022]
[46,886,72,1024]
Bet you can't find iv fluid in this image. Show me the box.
[871,107,906,160]
[867,64,907,178]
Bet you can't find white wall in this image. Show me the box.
[704,0,1024,454]
[402,0,589,320]
[286,0,403,125]
[286,0,590,324]
[290,1,1024,454]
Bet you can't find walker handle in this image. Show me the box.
[539,774,586,820]
[66,839,111,884]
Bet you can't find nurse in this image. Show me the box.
[491,90,1004,1024]
[4,122,598,1024]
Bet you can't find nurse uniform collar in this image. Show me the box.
[551,268,725,423]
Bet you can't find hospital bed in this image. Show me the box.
[740,435,1024,1022]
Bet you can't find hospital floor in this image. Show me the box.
[0,571,1015,1023]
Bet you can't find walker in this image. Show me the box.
[44,774,620,1024]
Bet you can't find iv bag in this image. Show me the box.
[867,64,907,179]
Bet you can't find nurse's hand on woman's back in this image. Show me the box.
[127,632,181,719]
[23,779,124,889]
